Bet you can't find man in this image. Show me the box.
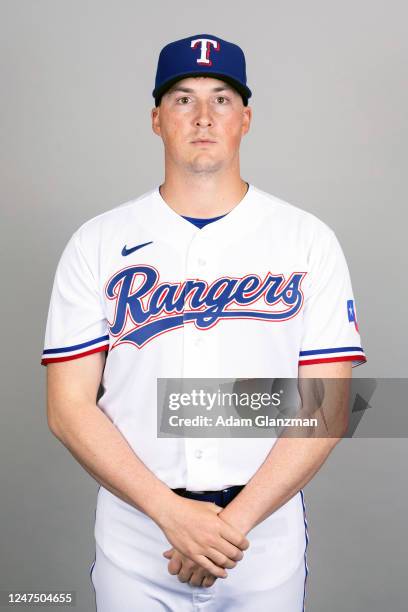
[41,33,367,611]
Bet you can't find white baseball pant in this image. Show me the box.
[88,490,309,611]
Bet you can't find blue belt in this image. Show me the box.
[171,485,244,508]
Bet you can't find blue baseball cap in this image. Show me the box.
[152,34,252,106]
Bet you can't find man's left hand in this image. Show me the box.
[163,547,217,588]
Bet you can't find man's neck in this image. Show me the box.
[158,174,249,218]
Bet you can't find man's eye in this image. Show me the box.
[216,96,228,104]
[177,97,190,104]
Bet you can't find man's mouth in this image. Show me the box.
[191,139,217,144]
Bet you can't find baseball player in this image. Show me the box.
[41,33,367,611]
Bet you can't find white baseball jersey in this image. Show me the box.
[41,183,367,592]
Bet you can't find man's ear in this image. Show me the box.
[151,106,161,136]
[241,105,252,136]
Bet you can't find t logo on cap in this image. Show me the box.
[191,38,220,66]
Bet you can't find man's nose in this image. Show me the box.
[194,102,213,127]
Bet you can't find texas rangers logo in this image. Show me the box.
[190,38,220,66]
[105,265,307,349]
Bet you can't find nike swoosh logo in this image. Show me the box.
[121,241,153,256]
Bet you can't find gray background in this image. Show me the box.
[1,0,407,610]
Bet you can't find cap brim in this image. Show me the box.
[153,71,252,105]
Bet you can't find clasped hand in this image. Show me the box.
[158,496,249,588]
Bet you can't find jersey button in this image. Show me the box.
[194,449,203,459]
[197,257,207,266]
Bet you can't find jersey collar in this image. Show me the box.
[150,182,256,244]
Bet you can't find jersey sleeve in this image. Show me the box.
[41,229,109,366]
[298,227,367,368]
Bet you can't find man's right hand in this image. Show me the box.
[155,494,250,578]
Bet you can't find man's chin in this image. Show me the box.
[187,158,224,174]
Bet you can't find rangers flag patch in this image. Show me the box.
[347,299,359,332]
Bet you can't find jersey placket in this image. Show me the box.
[182,225,221,491]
